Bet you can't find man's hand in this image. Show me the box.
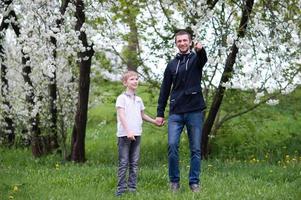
[194,41,203,52]
[155,117,165,126]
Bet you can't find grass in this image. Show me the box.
[1,127,300,200]
[1,84,301,199]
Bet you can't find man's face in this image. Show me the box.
[175,34,191,54]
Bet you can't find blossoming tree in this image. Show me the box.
[0,0,300,160]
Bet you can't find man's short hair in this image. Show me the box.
[174,29,193,42]
[121,70,138,84]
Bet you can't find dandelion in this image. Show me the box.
[13,185,18,192]
[250,158,257,164]
[55,163,60,170]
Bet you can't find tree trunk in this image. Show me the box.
[21,54,45,157]
[202,0,254,159]
[0,0,15,146]
[48,0,70,151]
[48,69,59,149]
[0,62,15,145]
[70,0,94,162]
[126,20,139,71]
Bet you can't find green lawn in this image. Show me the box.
[1,85,301,199]
[1,127,300,200]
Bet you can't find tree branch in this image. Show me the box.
[207,0,220,9]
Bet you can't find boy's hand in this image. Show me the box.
[127,132,136,141]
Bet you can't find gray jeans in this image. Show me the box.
[116,136,141,193]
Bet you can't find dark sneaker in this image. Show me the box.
[189,184,200,192]
[170,182,180,192]
[128,188,136,193]
[115,190,125,196]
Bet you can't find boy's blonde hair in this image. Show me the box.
[121,70,138,84]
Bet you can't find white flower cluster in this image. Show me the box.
[0,0,83,139]
[266,99,279,106]
[254,91,265,104]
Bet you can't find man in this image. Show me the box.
[156,30,207,192]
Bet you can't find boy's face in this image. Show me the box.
[124,75,139,91]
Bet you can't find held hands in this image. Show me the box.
[155,117,165,127]
[194,41,203,52]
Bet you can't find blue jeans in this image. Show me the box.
[116,136,141,194]
[168,111,204,185]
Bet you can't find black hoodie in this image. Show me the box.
[157,48,208,117]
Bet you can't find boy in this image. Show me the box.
[115,71,160,196]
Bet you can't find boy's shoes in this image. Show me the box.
[115,191,123,196]
[115,190,125,196]
[128,188,136,193]
[170,182,180,192]
[189,184,200,192]
[115,188,136,196]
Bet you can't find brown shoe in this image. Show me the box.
[170,182,180,192]
[190,184,200,192]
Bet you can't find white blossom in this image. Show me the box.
[266,99,279,106]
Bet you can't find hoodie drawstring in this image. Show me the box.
[175,60,180,74]
[176,57,190,74]
[185,58,190,71]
